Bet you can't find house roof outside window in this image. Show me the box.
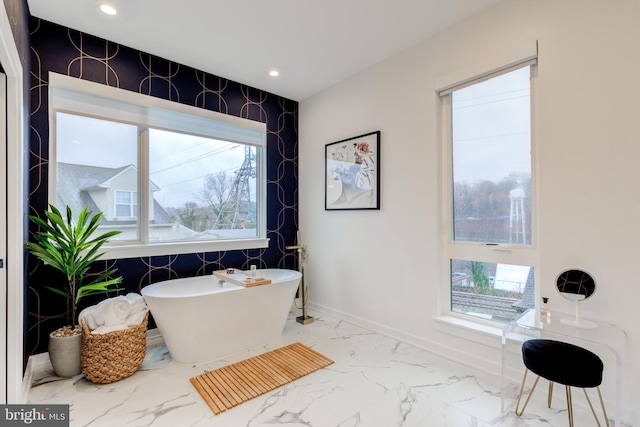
[56,162,173,226]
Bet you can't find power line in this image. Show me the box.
[150,144,240,175]
[453,93,529,110]
[452,131,530,143]
[157,163,243,190]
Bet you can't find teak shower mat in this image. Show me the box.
[190,342,334,415]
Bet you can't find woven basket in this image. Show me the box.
[81,312,149,384]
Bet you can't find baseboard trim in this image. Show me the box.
[308,302,502,374]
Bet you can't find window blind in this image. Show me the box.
[49,73,266,147]
[436,41,538,96]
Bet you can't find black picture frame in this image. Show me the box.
[325,131,380,210]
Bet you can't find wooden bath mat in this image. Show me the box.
[190,342,334,415]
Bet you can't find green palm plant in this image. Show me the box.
[27,204,124,329]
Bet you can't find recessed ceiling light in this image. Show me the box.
[269,70,280,77]
[99,4,117,15]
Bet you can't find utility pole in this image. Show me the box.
[215,146,256,229]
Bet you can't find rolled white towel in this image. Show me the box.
[91,324,129,335]
[124,292,149,326]
[125,293,144,306]
[98,296,131,326]
[125,309,148,326]
[78,306,99,330]
[79,294,148,330]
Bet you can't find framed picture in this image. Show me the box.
[325,131,380,210]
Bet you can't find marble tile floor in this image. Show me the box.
[28,310,620,427]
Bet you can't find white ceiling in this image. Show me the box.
[27,0,502,101]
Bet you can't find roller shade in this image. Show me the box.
[49,73,266,147]
[437,41,538,96]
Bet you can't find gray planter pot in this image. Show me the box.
[48,331,82,378]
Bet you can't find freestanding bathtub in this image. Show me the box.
[141,269,301,364]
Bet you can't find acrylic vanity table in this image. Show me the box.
[501,309,626,426]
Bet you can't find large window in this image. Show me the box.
[49,73,267,259]
[441,62,538,325]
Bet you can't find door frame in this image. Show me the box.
[0,67,6,405]
[0,6,26,403]
[0,71,7,405]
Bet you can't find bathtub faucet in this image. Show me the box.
[284,244,307,271]
[286,242,313,325]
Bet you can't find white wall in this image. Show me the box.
[299,0,640,423]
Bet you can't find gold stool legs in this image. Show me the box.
[597,387,611,427]
[582,387,610,427]
[515,369,540,416]
[565,385,574,427]
[515,369,610,427]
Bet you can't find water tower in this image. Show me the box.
[509,188,526,244]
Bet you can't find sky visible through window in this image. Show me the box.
[56,113,247,209]
[452,66,531,185]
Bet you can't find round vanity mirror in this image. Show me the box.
[556,268,597,328]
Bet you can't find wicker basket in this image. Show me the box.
[81,312,149,384]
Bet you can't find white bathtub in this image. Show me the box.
[141,269,301,364]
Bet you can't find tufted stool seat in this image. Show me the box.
[515,339,609,427]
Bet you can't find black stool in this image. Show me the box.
[515,339,609,427]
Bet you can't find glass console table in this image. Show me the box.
[502,309,626,426]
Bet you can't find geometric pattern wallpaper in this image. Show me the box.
[28,18,299,355]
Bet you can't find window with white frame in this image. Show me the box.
[49,73,268,259]
[115,191,137,219]
[440,54,538,325]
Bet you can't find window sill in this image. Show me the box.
[434,314,504,346]
[100,238,270,260]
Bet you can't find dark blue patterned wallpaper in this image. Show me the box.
[28,18,299,355]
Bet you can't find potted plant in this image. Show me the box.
[27,204,123,377]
